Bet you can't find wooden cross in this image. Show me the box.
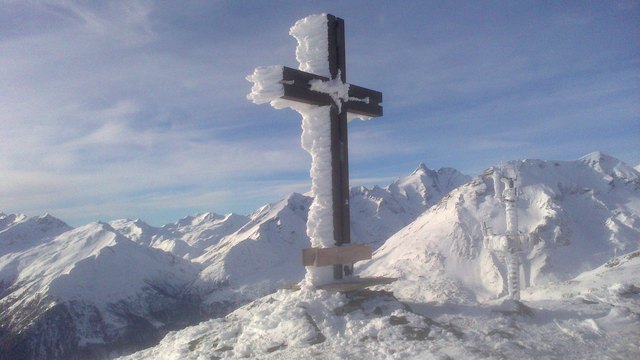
[257,14,383,281]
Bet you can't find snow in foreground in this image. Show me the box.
[120,251,640,359]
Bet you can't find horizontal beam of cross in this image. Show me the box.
[281,66,383,118]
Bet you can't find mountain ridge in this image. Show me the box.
[1,152,638,359]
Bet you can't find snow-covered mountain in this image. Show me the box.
[350,164,470,248]
[360,152,640,304]
[108,212,250,259]
[0,213,27,231]
[0,213,72,296]
[165,212,250,250]
[190,192,312,311]
[0,213,71,256]
[0,220,202,360]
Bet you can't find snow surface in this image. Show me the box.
[119,250,640,359]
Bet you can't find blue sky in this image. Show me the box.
[1,1,638,226]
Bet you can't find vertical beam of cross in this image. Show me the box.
[326,15,351,279]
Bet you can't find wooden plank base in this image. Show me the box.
[302,244,372,267]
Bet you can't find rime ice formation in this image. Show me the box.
[290,14,330,77]
[299,106,336,285]
[246,14,350,286]
[482,166,531,300]
[246,66,285,105]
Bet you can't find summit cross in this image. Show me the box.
[247,14,383,284]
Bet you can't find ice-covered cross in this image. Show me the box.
[247,14,383,287]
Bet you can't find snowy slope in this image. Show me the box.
[0,220,202,360]
[120,249,640,359]
[360,152,640,304]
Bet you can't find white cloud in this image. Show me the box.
[1,1,637,225]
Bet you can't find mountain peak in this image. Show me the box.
[194,212,223,223]
[285,192,311,207]
[391,163,470,208]
[172,212,224,228]
[580,151,615,164]
[0,213,27,231]
[412,162,430,175]
[579,151,638,182]
[35,213,70,228]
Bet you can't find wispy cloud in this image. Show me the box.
[1,1,637,225]
[0,1,314,224]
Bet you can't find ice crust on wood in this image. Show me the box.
[309,76,350,112]
[290,14,330,77]
[291,14,336,287]
[246,66,285,105]
[300,105,335,286]
[246,14,339,286]
[291,13,371,121]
